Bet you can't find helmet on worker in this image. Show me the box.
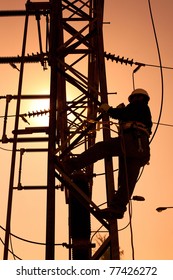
[128,88,150,103]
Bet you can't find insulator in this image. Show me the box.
[27,109,49,118]
[104,52,134,66]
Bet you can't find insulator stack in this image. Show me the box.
[26,109,50,118]
[104,52,134,66]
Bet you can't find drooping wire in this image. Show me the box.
[148,0,164,143]
[0,147,19,152]
[0,225,67,247]
[131,0,165,239]
[0,237,21,260]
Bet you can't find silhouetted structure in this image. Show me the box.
[1,0,119,260]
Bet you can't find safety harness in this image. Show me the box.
[119,121,150,153]
[120,121,150,137]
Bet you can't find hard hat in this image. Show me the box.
[128,88,150,102]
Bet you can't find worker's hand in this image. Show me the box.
[116,103,125,109]
[99,103,111,112]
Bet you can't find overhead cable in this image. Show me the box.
[104,51,173,71]
[148,0,164,143]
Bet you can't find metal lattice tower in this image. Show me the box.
[1,0,120,260]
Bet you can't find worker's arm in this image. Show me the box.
[99,103,125,119]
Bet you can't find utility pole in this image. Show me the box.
[1,0,120,260]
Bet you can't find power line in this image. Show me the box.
[104,52,173,71]
[148,0,164,143]
[0,225,66,247]
[0,237,21,260]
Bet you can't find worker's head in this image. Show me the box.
[128,88,150,103]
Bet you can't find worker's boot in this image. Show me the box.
[100,196,127,219]
[101,205,126,219]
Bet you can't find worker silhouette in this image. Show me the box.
[60,88,152,219]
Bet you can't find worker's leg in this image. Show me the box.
[113,131,150,208]
[65,137,122,172]
[111,157,142,210]
[101,132,150,218]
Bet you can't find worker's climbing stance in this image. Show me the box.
[57,88,152,219]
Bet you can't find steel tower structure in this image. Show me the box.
[1,0,120,260]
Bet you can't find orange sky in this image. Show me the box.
[1,0,173,260]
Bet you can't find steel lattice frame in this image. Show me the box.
[1,0,119,260]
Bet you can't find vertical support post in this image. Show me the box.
[46,0,66,260]
[45,0,59,260]
[95,0,120,259]
[3,11,29,260]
